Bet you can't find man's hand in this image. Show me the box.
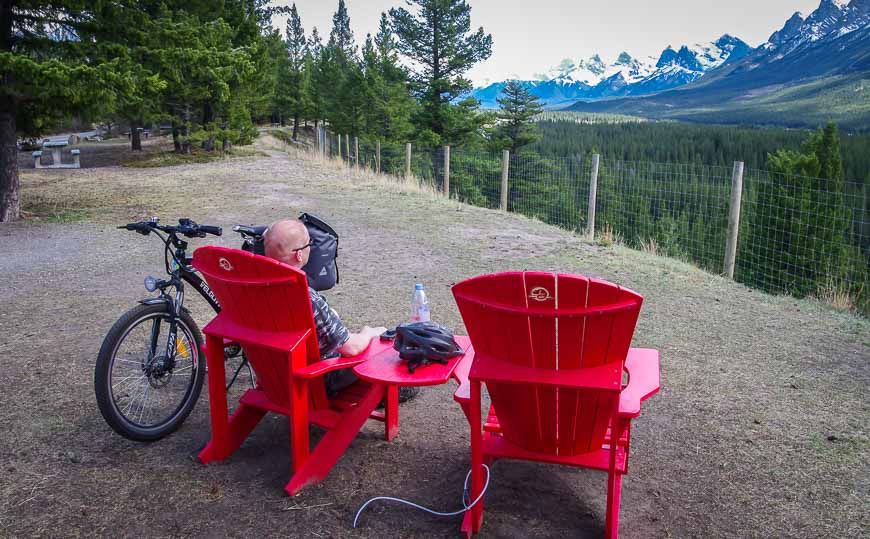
[338,326,389,357]
[361,326,388,338]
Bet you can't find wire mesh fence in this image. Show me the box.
[738,169,869,314]
[313,134,870,316]
[449,148,503,208]
[597,160,734,273]
[510,153,591,232]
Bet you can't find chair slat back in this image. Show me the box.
[452,272,643,456]
[193,246,320,407]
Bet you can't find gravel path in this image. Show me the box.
[1,136,867,537]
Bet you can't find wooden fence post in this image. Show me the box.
[587,154,600,240]
[354,136,359,168]
[337,134,341,160]
[443,145,450,198]
[405,143,412,178]
[500,150,510,211]
[345,134,350,163]
[724,160,745,279]
[376,140,381,174]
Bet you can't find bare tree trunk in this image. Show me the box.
[0,0,18,222]
[179,106,191,154]
[0,93,19,222]
[130,119,142,151]
[292,114,299,141]
[172,123,181,153]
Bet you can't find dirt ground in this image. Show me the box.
[1,134,867,538]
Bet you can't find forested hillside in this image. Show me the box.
[530,119,870,182]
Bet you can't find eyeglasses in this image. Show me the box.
[292,241,312,252]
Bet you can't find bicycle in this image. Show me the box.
[94,217,263,441]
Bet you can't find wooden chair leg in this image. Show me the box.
[384,385,399,441]
[605,470,622,538]
[199,399,266,464]
[469,381,485,534]
[290,378,310,475]
[202,334,231,461]
[284,384,384,495]
[605,419,626,538]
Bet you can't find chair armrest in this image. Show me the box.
[203,315,309,353]
[293,339,396,379]
[451,351,475,405]
[294,356,366,379]
[618,348,661,418]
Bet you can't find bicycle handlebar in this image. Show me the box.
[119,218,222,238]
[197,225,223,237]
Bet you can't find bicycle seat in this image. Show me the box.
[233,225,268,238]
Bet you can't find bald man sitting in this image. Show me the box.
[264,218,386,397]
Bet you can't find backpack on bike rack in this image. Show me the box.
[238,213,339,291]
[299,212,339,291]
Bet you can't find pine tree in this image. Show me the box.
[389,0,492,145]
[328,0,356,60]
[495,80,543,155]
[322,0,361,135]
[285,3,310,140]
[307,27,328,127]
[361,15,415,142]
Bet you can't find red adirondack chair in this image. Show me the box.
[451,272,660,538]
[192,246,397,495]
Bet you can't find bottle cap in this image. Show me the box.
[415,283,423,290]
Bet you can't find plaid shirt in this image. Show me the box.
[308,287,350,358]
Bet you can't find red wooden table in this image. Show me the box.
[354,335,474,440]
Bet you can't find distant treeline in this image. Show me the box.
[348,120,869,315]
[530,120,870,183]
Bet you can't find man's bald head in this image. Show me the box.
[264,218,310,268]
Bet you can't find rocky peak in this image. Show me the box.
[768,12,805,45]
[615,51,634,65]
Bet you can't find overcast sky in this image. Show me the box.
[273,0,823,85]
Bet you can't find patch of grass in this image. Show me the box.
[20,207,90,223]
[639,236,659,256]
[21,192,93,222]
[814,277,859,313]
[596,223,621,247]
[122,146,266,168]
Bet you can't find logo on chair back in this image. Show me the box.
[218,257,234,272]
[529,287,551,302]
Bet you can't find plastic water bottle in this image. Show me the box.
[411,283,431,322]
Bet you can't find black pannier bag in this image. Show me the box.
[299,212,339,291]
[238,213,339,291]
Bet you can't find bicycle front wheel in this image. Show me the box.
[95,303,205,441]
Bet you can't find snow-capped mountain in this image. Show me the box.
[763,0,868,55]
[564,0,869,129]
[545,52,654,87]
[472,35,750,108]
[473,0,867,111]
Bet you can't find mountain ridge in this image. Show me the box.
[473,34,750,108]
[473,0,869,128]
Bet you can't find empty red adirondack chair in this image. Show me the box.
[192,246,397,495]
[451,272,660,538]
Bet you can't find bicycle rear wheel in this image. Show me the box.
[95,303,205,441]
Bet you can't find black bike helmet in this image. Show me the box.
[393,322,464,372]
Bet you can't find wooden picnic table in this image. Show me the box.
[42,140,68,166]
[354,335,474,440]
